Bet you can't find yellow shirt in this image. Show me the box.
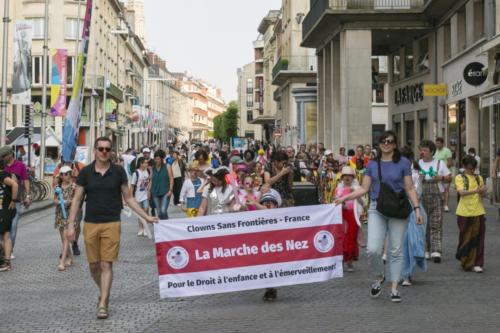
[455,174,485,217]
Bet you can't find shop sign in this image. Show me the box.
[450,80,463,98]
[423,84,447,97]
[463,62,488,86]
[480,91,500,108]
[394,83,424,106]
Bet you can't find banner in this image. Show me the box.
[50,49,68,116]
[155,204,344,298]
[12,21,33,105]
[62,0,93,162]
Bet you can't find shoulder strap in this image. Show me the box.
[377,160,383,181]
[134,170,139,187]
[461,173,469,191]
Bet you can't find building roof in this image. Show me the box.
[258,10,281,35]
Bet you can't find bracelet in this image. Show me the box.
[413,206,420,210]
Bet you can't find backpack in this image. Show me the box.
[129,158,137,175]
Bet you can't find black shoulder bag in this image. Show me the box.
[376,160,412,219]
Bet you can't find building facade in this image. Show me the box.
[237,62,263,139]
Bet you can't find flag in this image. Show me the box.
[62,0,93,162]
[12,21,33,105]
[50,49,68,116]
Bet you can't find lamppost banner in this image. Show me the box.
[154,204,344,298]
[50,49,68,116]
[12,21,32,105]
[62,0,93,162]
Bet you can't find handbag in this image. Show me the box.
[376,160,412,219]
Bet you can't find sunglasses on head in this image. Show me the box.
[380,139,395,145]
[97,147,111,153]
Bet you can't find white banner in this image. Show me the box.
[12,21,33,105]
[154,204,344,298]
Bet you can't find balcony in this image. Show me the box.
[302,0,456,48]
[272,56,317,86]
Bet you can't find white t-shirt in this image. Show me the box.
[131,169,150,203]
[418,159,450,193]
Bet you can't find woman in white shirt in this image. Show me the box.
[171,151,186,206]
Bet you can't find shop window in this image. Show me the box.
[405,120,415,148]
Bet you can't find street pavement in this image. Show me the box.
[1,198,500,333]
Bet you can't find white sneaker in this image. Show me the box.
[431,252,441,263]
[137,230,144,237]
[424,252,430,260]
[382,254,387,263]
[473,266,483,273]
[444,206,450,212]
[10,254,15,260]
[402,278,412,286]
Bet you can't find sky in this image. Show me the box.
[144,0,282,103]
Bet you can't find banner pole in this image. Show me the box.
[39,0,49,178]
[0,0,10,146]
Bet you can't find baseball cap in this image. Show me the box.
[260,189,282,207]
[59,165,72,175]
[324,149,333,156]
[142,147,151,153]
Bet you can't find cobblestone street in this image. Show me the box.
[1,200,500,333]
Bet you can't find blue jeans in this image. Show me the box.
[367,201,408,283]
[152,194,170,220]
[10,202,22,250]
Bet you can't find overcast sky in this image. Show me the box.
[144,0,282,103]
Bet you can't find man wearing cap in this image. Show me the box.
[66,137,157,319]
[0,146,30,259]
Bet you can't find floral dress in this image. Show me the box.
[54,185,81,229]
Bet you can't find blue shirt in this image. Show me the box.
[366,157,411,200]
[151,164,170,197]
[186,178,202,209]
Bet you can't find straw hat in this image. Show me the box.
[341,166,356,177]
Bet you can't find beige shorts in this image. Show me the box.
[83,222,121,264]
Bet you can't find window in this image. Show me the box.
[67,56,75,85]
[474,0,485,41]
[246,78,253,94]
[65,18,84,40]
[443,22,451,60]
[247,111,253,122]
[416,38,429,72]
[405,44,414,78]
[373,83,385,104]
[393,55,400,82]
[27,18,46,39]
[32,56,50,85]
[246,94,253,108]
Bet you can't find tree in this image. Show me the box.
[223,101,239,140]
[213,114,226,142]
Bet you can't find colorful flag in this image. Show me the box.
[62,0,93,162]
[12,21,33,105]
[50,49,68,116]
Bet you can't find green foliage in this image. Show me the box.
[213,101,239,143]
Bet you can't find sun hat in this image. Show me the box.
[0,146,13,158]
[258,149,265,155]
[187,161,200,171]
[341,166,356,177]
[204,159,230,177]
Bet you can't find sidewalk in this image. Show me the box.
[19,199,53,217]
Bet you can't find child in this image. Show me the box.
[335,166,360,272]
[239,175,261,211]
[180,162,203,217]
[258,191,282,301]
[131,157,151,236]
[54,165,80,271]
[0,160,18,272]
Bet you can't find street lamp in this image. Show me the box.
[101,28,128,138]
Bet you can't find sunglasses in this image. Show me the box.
[380,139,395,145]
[97,147,112,153]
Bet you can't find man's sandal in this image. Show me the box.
[96,307,108,320]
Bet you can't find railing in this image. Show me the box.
[272,56,317,79]
[303,0,428,38]
[330,0,427,10]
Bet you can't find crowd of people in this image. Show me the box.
[0,132,497,318]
